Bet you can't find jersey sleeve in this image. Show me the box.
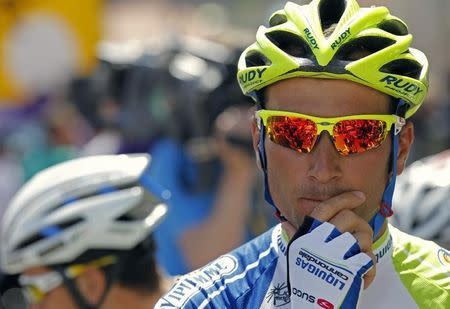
[391,226,450,308]
[155,227,280,308]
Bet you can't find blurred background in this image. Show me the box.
[0,0,448,290]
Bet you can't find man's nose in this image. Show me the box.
[306,132,343,184]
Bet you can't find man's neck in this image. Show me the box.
[371,222,393,263]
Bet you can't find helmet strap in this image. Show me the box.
[257,115,286,220]
[53,258,120,309]
[369,99,407,239]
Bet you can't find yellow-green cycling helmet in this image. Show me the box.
[237,0,429,118]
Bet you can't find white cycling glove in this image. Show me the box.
[286,216,373,309]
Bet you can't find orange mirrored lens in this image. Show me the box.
[266,116,318,153]
[333,119,387,155]
[265,116,388,156]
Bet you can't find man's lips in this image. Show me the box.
[301,196,329,202]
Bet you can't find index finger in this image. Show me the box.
[309,191,366,222]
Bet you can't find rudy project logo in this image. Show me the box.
[266,282,290,307]
[331,28,351,50]
[304,28,319,50]
[437,249,450,266]
[239,68,267,85]
[379,75,424,96]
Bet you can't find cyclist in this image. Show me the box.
[1,154,171,308]
[156,0,449,308]
[391,149,450,249]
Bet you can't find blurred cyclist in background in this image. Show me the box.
[0,154,171,308]
[391,149,450,249]
[68,36,275,275]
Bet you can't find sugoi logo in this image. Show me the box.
[291,287,334,308]
[266,282,290,307]
[380,75,423,96]
[239,68,267,84]
[304,28,319,50]
[437,249,450,266]
[317,298,335,309]
[331,28,351,50]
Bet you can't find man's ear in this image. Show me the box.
[251,116,262,170]
[76,267,107,305]
[397,122,414,175]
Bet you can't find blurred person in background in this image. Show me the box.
[391,149,450,249]
[0,3,103,290]
[0,154,171,308]
[145,37,277,275]
[0,133,23,222]
[69,39,175,157]
[69,36,275,276]
[0,0,103,209]
[19,98,92,181]
[156,0,449,307]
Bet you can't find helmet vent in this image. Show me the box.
[266,31,312,58]
[117,190,162,221]
[380,59,422,79]
[15,218,83,251]
[15,234,44,251]
[335,36,395,61]
[378,19,408,36]
[245,51,271,67]
[39,241,65,257]
[57,217,83,230]
[319,0,347,36]
[269,13,288,27]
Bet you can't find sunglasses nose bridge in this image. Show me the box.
[314,122,341,155]
[315,122,335,136]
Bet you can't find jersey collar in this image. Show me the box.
[372,224,393,263]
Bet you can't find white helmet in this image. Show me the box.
[0,154,169,274]
[391,150,450,247]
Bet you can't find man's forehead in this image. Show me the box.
[265,77,392,115]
